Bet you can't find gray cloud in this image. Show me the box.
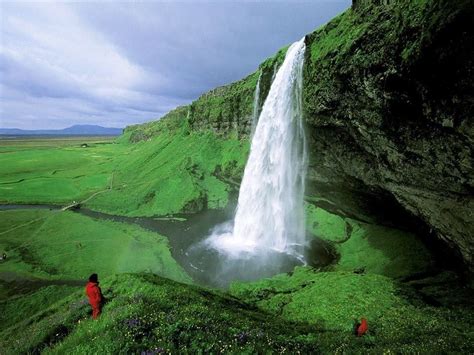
[0,1,350,129]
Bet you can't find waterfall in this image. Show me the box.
[206,37,307,264]
[250,71,261,137]
[271,62,278,82]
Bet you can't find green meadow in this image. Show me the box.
[0,0,472,352]
[0,137,120,205]
[1,135,473,353]
[0,209,190,283]
[0,131,247,215]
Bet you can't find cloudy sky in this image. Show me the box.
[0,1,350,130]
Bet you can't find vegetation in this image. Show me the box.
[306,204,433,278]
[1,0,473,353]
[1,274,321,354]
[0,131,248,217]
[0,209,190,283]
[1,269,472,354]
[89,129,248,216]
[0,138,119,205]
[230,268,474,354]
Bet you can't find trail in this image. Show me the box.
[0,216,47,237]
[1,172,115,252]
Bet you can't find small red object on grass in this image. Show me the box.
[357,318,368,336]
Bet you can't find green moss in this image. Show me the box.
[334,222,433,278]
[1,274,320,354]
[230,268,474,353]
[88,130,249,216]
[0,210,191,283]
[306,204,433,278]
[306,202,347,242]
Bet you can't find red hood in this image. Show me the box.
[86,281,98,290]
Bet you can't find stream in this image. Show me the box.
[0,203,336,288]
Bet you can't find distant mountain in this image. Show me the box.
[0,125,123,136]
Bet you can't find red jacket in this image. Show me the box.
[357,318,368,336]
[85,281,102,307]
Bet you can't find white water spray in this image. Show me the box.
[250,71,261,137]
[206,38,307,263]
[271,62,278,82]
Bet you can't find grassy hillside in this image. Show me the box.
[1,271,472,354]
[88,128,248,217]
[0,131,247,217]
[0,273,320,354]
[0,209,190,283]
[230,268,474,353]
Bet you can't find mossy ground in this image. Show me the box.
[0,209,190,283]
[0,130,248,217]
[306,203,434,279]
[230,267,474,353]
[0,274,321,354]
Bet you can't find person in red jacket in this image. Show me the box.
[353,318,368,337]
[85,273,103,319]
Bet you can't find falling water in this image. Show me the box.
[208,37,307,256]
[250,71,261,137]
[271,62,278,82]
[193,38,308,286]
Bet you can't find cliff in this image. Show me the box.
[125,0,474,272]
[302,0,474,271]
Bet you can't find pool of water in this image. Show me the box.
[0,203,336,288]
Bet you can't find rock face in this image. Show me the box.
[302,0,474,271]
[127,0,474,272]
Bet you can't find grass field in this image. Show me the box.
[0,136,121,205]
[1,269,473,354]
[0,132,247,216]
[0,136,117,148]
[0,209,190,284]
[1,135,472,353]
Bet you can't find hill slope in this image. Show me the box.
[124,0,474,272]
[1,272,473,353]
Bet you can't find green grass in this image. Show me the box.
[0,138,120,205]
[88,129,249,216]
[0,285,77,331]
[0,131,248,217]
[0,136,116,149]
[0,273,321,354]
[306,203,433,278]
[230,267,474,353]
[0,209,190,283]
[2,270,471,354]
